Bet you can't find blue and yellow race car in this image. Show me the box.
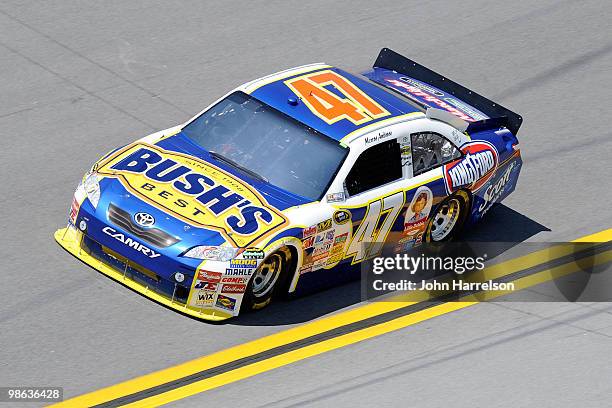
[55,48,523,321]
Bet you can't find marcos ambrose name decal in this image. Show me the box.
[97,143,287,247]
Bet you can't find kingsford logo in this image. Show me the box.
[96,143,287,248]
[444,142,499,193]
[102,226,161,258]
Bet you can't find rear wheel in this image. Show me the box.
[426,191,469,242]
[241,247,292,311]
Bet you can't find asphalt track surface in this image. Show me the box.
[1,0,611,407]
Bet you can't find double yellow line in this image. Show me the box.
[52,229,612,407]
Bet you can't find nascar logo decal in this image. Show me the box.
[97,143,287,247]
[443,141,499,193]
[285,70,390,125]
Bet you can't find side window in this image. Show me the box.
[345,139,402,196]
[411,132,462,176]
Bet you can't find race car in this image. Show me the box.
[55,48,523,321]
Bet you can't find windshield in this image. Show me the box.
[182,92,348,200]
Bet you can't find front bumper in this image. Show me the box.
[54,226,233,322]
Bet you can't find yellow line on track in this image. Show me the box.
[122,249,612,407]
[51,228,612,407]
[122,302,475,408]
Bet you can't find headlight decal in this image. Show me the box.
[182,245,238,261]
[83,172,101,208]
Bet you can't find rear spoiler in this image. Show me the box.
[373,48,523,134]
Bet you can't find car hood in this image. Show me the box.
[93,132,308,249]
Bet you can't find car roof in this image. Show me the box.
[242,65,422,142]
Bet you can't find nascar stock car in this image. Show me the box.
[55,48,523,321]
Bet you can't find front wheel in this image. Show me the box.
[425,191,469,242]
[241,247,291,312]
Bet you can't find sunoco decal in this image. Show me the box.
[216,294,236,311]
[97,143,288,247]
[443,141,499,193]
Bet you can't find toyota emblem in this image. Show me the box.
[134,212,155,227]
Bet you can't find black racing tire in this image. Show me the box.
[425,190,470,242]
[241,247,293,312]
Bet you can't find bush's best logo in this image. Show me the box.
[444,142,499,193]
[97,143,287,247]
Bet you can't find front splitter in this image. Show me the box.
[54,226,232,322]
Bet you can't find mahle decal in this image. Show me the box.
[98,143,287,247]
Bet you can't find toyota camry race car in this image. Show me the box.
[55,48,523,321]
